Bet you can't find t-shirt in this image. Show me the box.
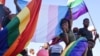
[60,30,76,44]
[68,30,76,43]
[78,28,93,40]
[37,48,49,56]
[49,44,63,53]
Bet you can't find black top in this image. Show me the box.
[78,28,93,41]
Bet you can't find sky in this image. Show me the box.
[5,0,100,56]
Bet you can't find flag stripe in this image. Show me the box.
[72,1,88,19]
[32,4,49,42]
[68,0,83,8]
[47,5,58,41]
[73,5,88,19]
[72,1,87,13]
[17,7,30,34]
[6,17,20,46]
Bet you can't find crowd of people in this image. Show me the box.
[0,0,99,56]
[35,8,99,56]
[26,18,99,56]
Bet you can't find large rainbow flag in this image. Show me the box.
[0,0,42,56]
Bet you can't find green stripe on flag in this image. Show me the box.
[6,16,20,46]
[68,0,83,8]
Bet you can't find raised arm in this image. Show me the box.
[68,7,73,29]
[14,0,21,13]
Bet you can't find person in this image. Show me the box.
[37,43,49,56]
[49,37,63,56]
[14,0,21,12]
[29,48,35,56]
[59,8,75,46]
[17,49,28,56]
[78,18,99,56]
[0,0,20,27]
[73,27,79,39]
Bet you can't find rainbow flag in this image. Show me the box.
[0,0,41,56]
[67,0,88,20]
[61,37,88,56]
[31,0,88,42]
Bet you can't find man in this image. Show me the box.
[78,18,99,56]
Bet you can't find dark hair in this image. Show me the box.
[20,49,28,56]
[60,18,71,30]
[73,27,79,33]
[83,18,89,23]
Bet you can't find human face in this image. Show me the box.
[83,19,89,28]
[42,43,49,49]
[62,21,69,32]
[30,49,34,55]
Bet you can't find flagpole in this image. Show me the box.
[83,0,100,42]
[88,12,100,42]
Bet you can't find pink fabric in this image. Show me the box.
[37,48,49,56]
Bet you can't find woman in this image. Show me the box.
[59,8,75,46]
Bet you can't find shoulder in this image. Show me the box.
[78,28,84,33]
[79,28,84,30]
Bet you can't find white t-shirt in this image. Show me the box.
[49,43,63,53]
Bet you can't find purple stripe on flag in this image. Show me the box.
[73,6,88,20]
[72,1,88,20]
